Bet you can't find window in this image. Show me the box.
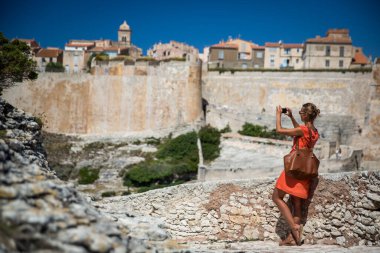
[122,36,126,42]
[325,60,330,67]
[49,57,53,62]
[256,51,263,58]
[296,59,299,64]
[296,48,300,53]
[218,50,224,60]
[326,46,331,56]
[284,48,291,55]
[339,60,344,67]
[239,53,247,60]
[242,63,248,69]
[340,46,344,57]
[270,55,275,67]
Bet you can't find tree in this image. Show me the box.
[45,62,64,72]
[0,32,38,94]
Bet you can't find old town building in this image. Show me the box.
[147,41,198,60]
[35,47,63,72]
[264,42,303,69]
[63,21,142,73]
[208,38,263,69]
[302,29,354,69]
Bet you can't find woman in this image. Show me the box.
[272,103,320,246]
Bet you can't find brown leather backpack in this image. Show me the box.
[284,127,319,180]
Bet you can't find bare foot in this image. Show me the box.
[279,233,296,246]
[290,224,302,246]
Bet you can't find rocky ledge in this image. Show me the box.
[0,98,171,253]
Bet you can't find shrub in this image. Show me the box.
[123,127,221,192]
[83,142,106,151]
[95,53,109,61]
[34,117,43,128]
[199,125,221,161]
[78,167,99,184]
[161,57,186,62]
[136,57,157,62]
[45,62,64,72]
[0,130,7,138]
[156,131,198,163]
[220,124,232,133]
[145,137,161,146]
[101,191,116,197]
[238,122,286,140]
[124,161,174,187]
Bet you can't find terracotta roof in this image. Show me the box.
[14,38,40,48]
[251,45,265,50]
[210,42,238,49]
[265,42,281,47]
[283,43,303,48]
[36,48,62,58]
[352,48,369,65]
[65,43,94,48]
[327,29,349,35]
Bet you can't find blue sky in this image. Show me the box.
[1,0,380,58]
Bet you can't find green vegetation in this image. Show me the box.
[136,57,157,62]
[156,131,198,162]
[238,122,286,140]
[83,142,107,151]
[209,67,372,74]
[87,53,96,70]
[101,191,116,197]
[95,53,109,62]
[0,33,38,94]
[78,167,100,184]
[220,124,232,134]
[123,125,222,193]
[161,57,186,62]
[199,125,221,161]
[45,62,64,72]
[34,117,43,128]
[0,130,7,138]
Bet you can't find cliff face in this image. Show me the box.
[3,61,202,135]
[0,98,170,252]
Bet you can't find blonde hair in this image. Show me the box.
[302,103,320,121]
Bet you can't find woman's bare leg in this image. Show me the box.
[292,196,302,225]
[272,188,301,245]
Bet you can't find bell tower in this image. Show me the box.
[118,20,131,46]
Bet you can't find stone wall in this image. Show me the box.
[97,171,380,247]
[202,71,373,146]
[3,61,202,136]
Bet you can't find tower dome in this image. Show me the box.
[119,21,130,31]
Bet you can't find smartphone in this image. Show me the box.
[282,108,287,113]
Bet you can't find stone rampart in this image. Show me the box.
[97,171,380,247]
[202,71,373,145]
[3,61,202,136]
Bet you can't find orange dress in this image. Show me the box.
[275,125,319,199]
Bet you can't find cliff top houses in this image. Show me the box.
[207,29,371,70]
[63,21,142,73]
[12,27,372,73]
